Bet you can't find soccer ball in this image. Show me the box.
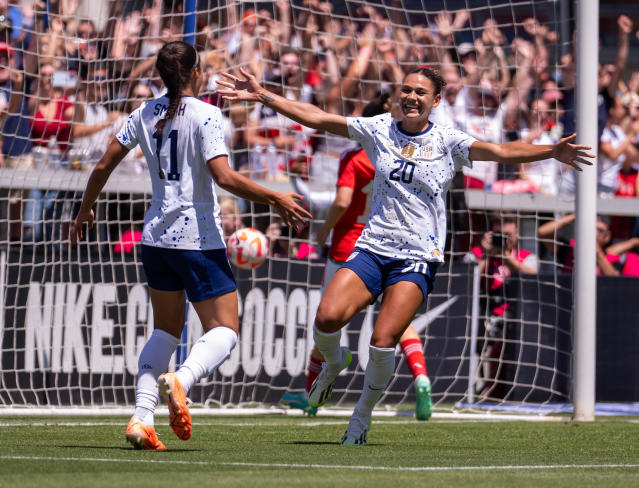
[227,227,269,270]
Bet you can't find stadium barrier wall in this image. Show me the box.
[2,245,636,408]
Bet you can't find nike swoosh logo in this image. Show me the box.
[367,385,385,391]
[410,296,459,334]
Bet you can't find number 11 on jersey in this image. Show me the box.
[152,129,181,181]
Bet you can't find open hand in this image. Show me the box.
[273,192,313,230]
[70,208,94,243]
[552,134,595,171]
[217,68,264,102]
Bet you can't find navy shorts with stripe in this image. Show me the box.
[141,245,237,302]
[340,247,439,303]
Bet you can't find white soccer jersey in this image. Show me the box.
[116,95,229,250]
[347,113,476,263]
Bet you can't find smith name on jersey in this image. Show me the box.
[347,112,476,263]
[117,96,229,250]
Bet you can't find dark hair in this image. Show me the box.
[490,214,517,230]
[154,41,199,135]
[279,48,300,61]
[405,66,446,96]
[362,92,391,118]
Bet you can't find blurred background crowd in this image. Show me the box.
[1,0,639,272]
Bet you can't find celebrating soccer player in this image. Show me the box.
[70,41,311,450]
[218,66,593,445]
[283,93,434,421]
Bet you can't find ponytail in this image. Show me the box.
[154,41,199,135]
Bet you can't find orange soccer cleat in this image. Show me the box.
[157,372,192,441]
[125,417,166,450]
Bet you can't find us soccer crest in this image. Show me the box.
[421,144,433,159]
[401,144,417,158]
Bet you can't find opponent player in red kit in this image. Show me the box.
[283,94,433,421]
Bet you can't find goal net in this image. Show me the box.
[0,0,601,415]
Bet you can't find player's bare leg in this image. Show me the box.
[343,281,423,445]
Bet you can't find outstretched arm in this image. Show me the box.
[217,68,349,138]
[538,213,575,255]
[469,133,594,171]
[208,155,312,229]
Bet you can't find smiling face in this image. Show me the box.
[399,72,441,131]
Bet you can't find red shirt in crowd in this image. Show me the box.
[470,246,533,316]
[30,98,73,151]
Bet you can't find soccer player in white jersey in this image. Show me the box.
[70,41,311,450]
[219,66,593,445]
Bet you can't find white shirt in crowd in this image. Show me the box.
[520,129,560,195]
[452,87,505,186]
[598,124,627,193]
[75,102,121,165]
[347,113,476,263]
[116,95,228,250]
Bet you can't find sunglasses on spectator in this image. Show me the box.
[93,76,107,81]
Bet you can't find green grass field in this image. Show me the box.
[1,414,638,487]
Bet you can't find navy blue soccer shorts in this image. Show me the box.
[141,245,237,302]
[340,247,439,303]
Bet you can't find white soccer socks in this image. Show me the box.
[134,329,180,426]
[175,326,238,394]
[313,325,343,372]
[353,345,396,422]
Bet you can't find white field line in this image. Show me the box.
[0,456,638,472]
[0,408,570,422]
[0,418,573,428]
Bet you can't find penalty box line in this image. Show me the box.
[1,456,639,472]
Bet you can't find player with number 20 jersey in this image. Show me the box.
[218,64,594,446]
[348,112,476,263]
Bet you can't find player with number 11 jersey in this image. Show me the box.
[117,96,229,250]
[73,41,311,450]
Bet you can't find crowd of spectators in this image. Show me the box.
[0,0,638,265]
